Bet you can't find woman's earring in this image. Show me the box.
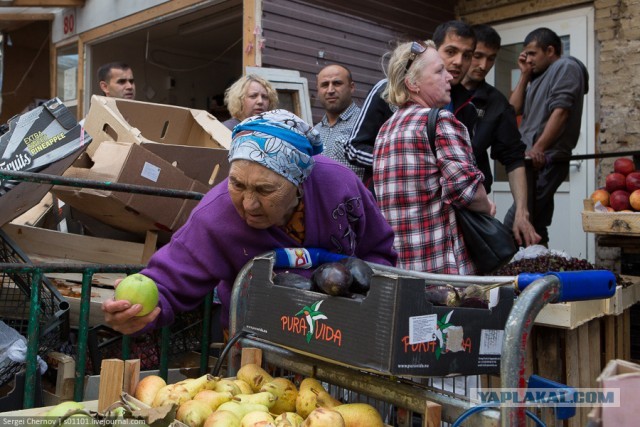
[296,187,304,199]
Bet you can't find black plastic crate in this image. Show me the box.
[70,306,207,374]
[0,228,70,386]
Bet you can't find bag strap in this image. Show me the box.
[426,107,440,157]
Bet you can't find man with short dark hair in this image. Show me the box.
[97,62,136,99]
[314,64,365,178]
[505,27,588,246]
[451,24,540,247]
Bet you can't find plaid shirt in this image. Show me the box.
[314,102,366,179]
[374,104,484,274]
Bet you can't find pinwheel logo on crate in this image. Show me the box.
[280,300,343,346]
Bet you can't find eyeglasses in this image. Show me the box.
[405,41,427,74]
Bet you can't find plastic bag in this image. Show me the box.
[511,244,571,262]
[0,320,48,374]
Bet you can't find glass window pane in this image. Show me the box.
[56,45,78,117]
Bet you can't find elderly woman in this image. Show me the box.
[103,110,397,336]
[373,41,494,275]
[222,74,279,130]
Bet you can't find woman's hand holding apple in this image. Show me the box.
[102,275,161,335]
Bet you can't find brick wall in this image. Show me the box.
[456,0,640,267]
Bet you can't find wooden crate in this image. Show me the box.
[582,199,640,235]
[534,275,640,328]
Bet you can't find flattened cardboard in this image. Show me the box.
[52,141,205,234]
[240,257,514,376]
[0,98,91,227]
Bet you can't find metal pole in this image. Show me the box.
[200,292,213,375]
[23,269,42,409]
[500,275,561,427]
[160,327,170,380]
[74,269,95,401]
[0,169,204,200]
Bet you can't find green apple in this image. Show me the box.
[114,273,159,316]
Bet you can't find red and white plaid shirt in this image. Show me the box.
[374,104,484,274]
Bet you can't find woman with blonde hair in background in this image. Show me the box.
[374,40,495,274]
[222,74,279,130]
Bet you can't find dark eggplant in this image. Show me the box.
[312,262,353,296]
[273,272,313,291]
[339,257,374,295]
[424,284,461,307]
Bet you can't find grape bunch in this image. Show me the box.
[494,254,629,287]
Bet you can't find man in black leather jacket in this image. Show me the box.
[451,24,540,247]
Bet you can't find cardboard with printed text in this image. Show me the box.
[239,256,515,376]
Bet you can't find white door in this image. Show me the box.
[487,7,596,261]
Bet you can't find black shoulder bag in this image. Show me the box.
[426,108,517,274]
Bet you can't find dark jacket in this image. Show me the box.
[451,82,526,193]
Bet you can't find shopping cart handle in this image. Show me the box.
[516,270,616,302]
[273,248,349,269]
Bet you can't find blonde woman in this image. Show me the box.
[374,40,495,275]
[222,74,279,130]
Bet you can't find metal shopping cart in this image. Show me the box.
[227,249,616,426]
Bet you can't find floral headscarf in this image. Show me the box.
[228,109,323,186]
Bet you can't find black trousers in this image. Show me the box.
[504,161,570,246]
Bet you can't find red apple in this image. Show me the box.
[606,172,627,193]
[626,171,640,192]
[630,189,640,211]
[610,190,631,211]
[614,157,636,176]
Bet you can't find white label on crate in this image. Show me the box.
[479,329,504,355]
[408,314,437,345]
[141,162,161,182]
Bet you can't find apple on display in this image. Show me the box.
[114,273,159,316]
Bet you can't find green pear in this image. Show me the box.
[295,387,318,419]
[301,407,345,426]
[313,387,341,409]
[261,377,298,415]
[237,363,274,393]
[234,379,254,395]
[193,389,233,410]
[203,410,241,427]
[240,410,275,427]
[45,401,85,417]
[176,374,217,397]
[274,412,304,427]
[152,384,191,407]
[333,403,384,427]
[176,399,213,427]
[44,401,94,426]
[215,378,242,395]
[217,401,269,420]
[233,391,277,408]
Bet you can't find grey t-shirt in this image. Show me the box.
[519,56,587,157]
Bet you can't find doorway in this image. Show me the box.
[487,7,596,260]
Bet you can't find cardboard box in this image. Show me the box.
[239,257,514,376]
[52,96,232,235]
[592,359,640,426]
[83,95,231,185]
[53,141,210,234]
[0,98,90,227]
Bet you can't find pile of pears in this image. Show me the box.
[134,363,385,427]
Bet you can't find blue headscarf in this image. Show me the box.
[228,110,323,186]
